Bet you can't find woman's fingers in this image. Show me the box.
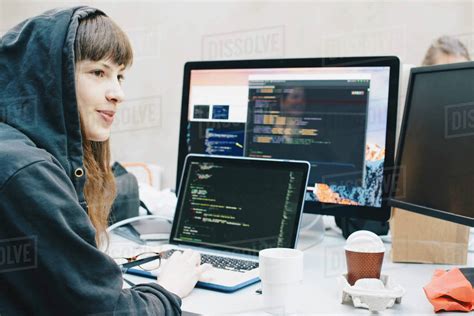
[197,263,212,274]
[180,249,201,266]
[189,251,201,266]
[169,250,182,261]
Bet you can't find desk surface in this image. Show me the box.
[110,228,472,315]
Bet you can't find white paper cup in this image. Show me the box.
[259,248,304,315]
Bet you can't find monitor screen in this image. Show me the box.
[178,57,399,220]
[390,62,474,226]
[170,155,309,255]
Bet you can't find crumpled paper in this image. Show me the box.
[424,268,474,312]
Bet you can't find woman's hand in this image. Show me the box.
[157,249,212,298]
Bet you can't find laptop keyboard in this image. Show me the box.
[163,249,259,273]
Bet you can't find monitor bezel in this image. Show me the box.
[177,56,400,221]
[389,61,474,227]
[170,154,311,256]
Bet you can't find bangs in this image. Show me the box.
[75,14,133,67]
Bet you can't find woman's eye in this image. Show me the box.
[117,74,125,82]
[92,70,105,77]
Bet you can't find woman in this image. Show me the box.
[0,6,208,315]
[422,35,470,65]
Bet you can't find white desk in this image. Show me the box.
[110,229,472,315]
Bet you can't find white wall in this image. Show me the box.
[1,0,473,189]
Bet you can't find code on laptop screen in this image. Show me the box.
[172,158,306,253]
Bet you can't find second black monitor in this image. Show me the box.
[177,57,400,221]
[390,62,474,226]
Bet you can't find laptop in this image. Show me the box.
[158,154,310,292]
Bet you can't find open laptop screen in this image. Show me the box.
[170,155,310,256]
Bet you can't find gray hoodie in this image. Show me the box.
[0,6,181,315]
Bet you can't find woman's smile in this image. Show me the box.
[96,110,115,124]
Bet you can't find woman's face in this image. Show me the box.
[75,59,126,141]
[432,52,469,65]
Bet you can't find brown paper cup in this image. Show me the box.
[345,250,384,285]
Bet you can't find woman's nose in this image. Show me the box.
[106,82,125,104]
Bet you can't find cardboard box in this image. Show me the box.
[390,208,469,265]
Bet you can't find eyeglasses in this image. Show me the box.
[114,251,163,271]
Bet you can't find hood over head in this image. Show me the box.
[0,6,105,180]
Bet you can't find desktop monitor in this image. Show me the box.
[390,61,474,227]
[177,57,400,221]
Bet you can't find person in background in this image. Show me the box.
[422,35,471,66]
[0,6,209,315]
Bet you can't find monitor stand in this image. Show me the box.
[297,214,325,251]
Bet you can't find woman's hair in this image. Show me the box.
[74,14,133,247]
[422,35,470,66]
